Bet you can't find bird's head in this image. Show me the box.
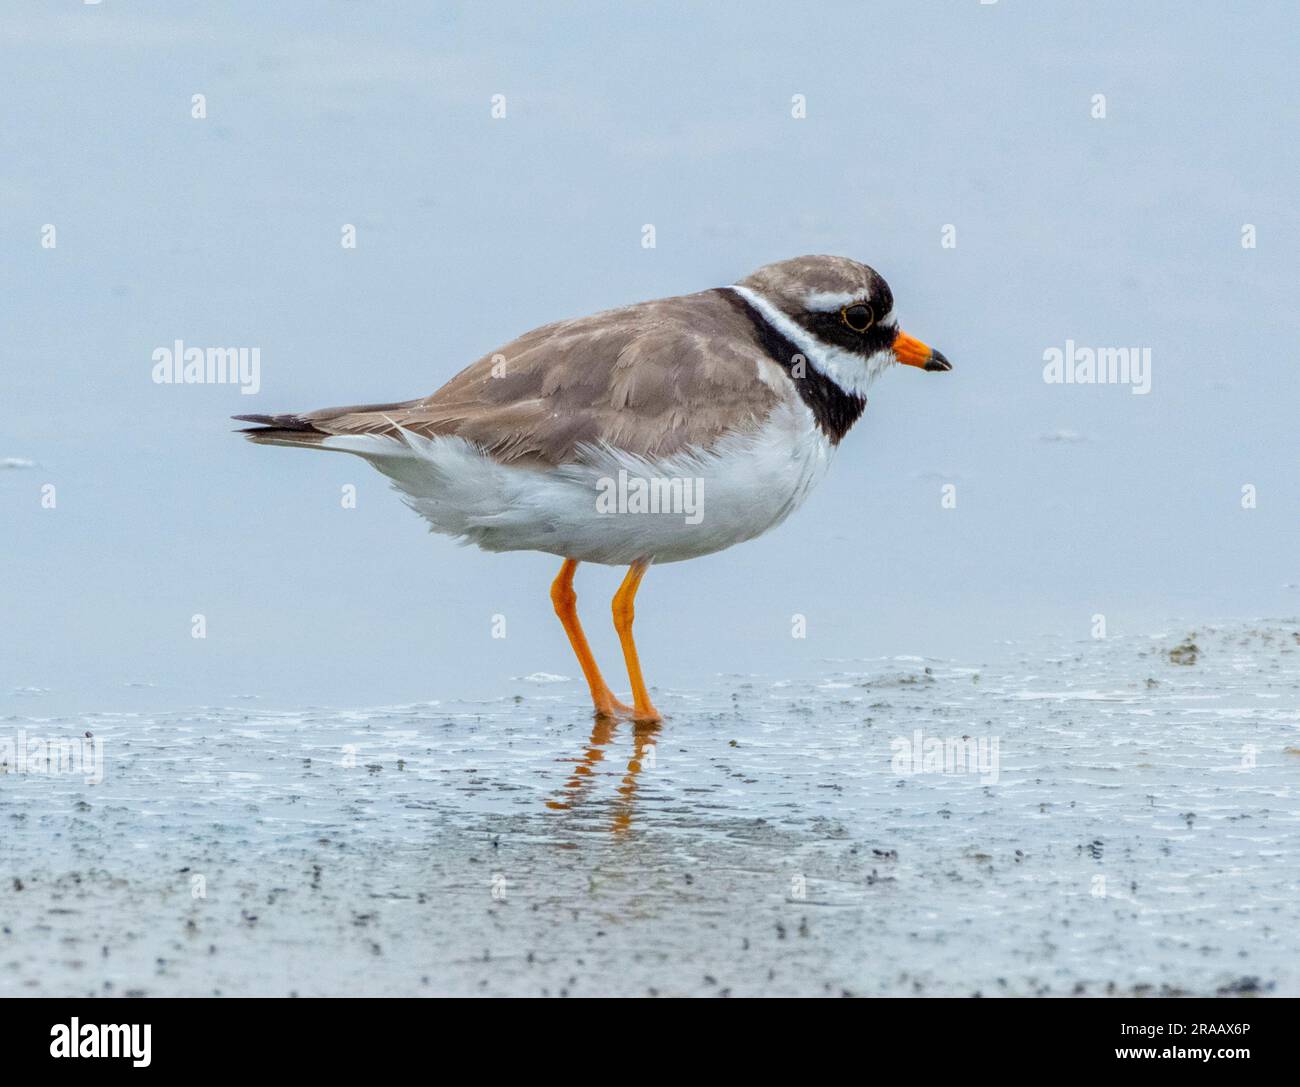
[732,255,951,397]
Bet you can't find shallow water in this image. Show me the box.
[2,623,1298,997]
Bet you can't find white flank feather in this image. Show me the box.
[318,400,834,565]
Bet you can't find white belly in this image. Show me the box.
[330,401,834,565]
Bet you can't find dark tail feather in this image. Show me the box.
[232,412,321,432]
[233,399,418,450]
[232,413,328,448]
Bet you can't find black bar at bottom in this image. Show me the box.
[1,995,1291,1074]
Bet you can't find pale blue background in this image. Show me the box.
[3,1,1297,713]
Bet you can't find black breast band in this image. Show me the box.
[717,288,867,444]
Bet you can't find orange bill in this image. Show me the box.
[894,331,952,372]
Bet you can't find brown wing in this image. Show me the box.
[254,289,784,467]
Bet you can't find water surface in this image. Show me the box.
[2,623,1297,996]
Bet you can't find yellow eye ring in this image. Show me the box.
[840,302,874,332]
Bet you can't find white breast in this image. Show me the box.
[331,399,835,565]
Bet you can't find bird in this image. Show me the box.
[234,254,952,723]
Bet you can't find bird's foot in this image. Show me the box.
[592,692,635,719]
[592,696,662,723]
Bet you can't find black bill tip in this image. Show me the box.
[924,349,953,372]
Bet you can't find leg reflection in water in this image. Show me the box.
[547,716,662,833]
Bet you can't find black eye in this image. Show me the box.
[841,303,874,332]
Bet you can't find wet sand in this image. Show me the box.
[2,623,1298,997]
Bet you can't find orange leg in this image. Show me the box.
[611,559,661,722]
[550,559,631,718]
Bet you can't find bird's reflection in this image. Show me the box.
[547,716,661,833]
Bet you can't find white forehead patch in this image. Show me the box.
[802,290,897,328]
[804,290,866,312]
